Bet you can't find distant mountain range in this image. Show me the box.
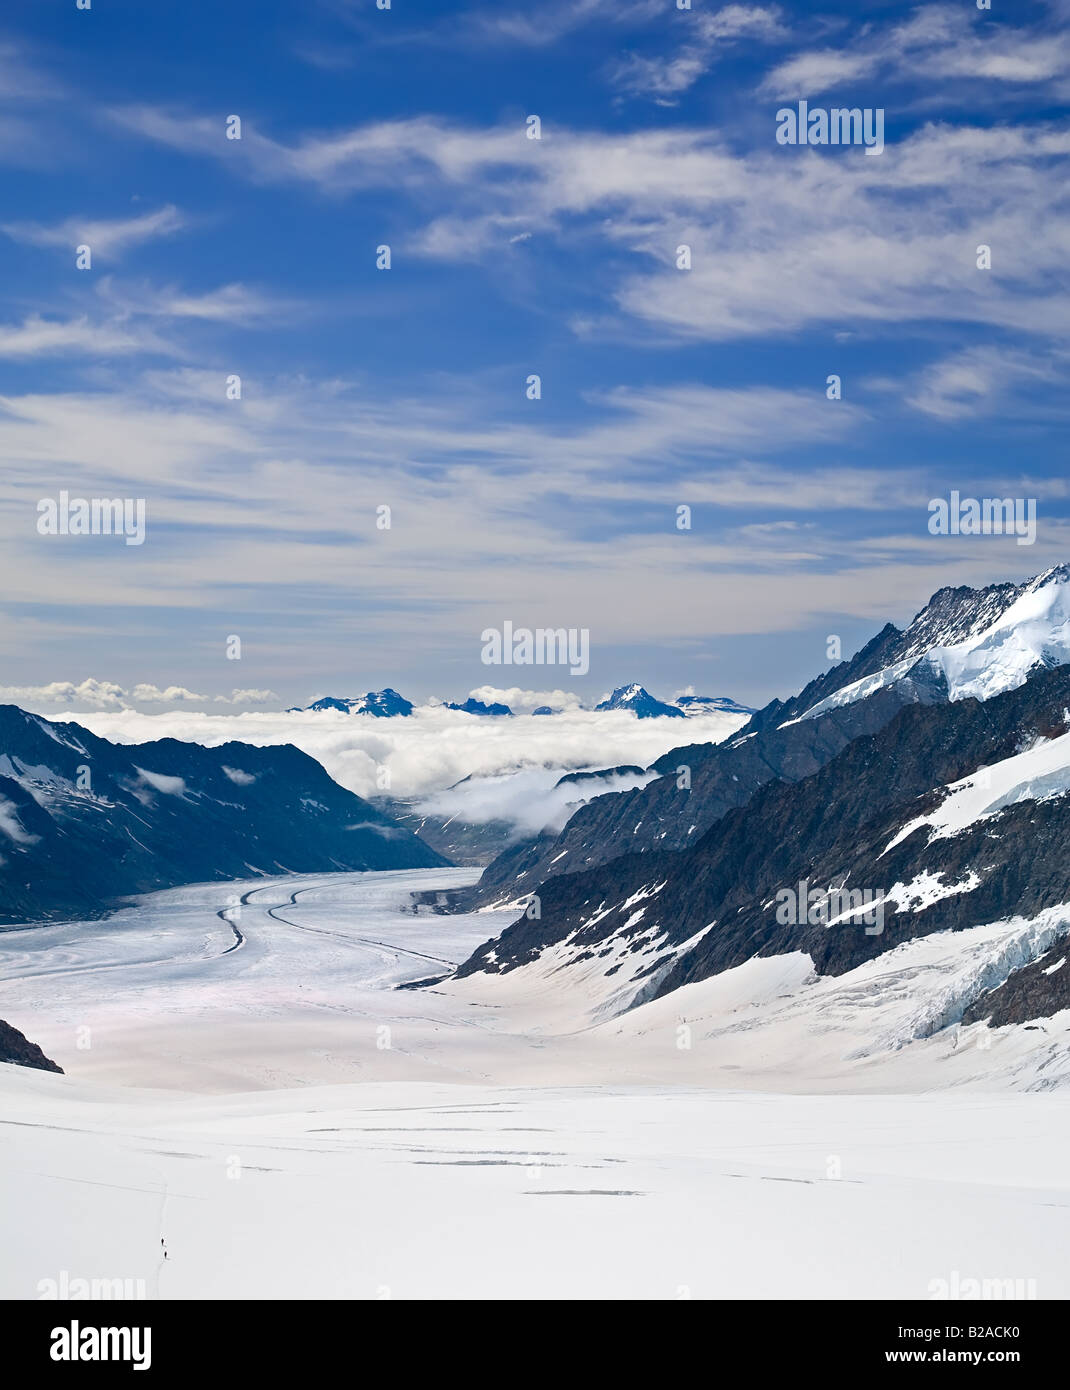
[436,565,1070,1033]
[0,704,446,925]
[286,684,754,718]
[10,566,1070,1072]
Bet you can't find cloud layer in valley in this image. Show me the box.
[65,704,747,831]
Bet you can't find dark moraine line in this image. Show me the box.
[267,882,459,969]
[216,906,245,954]
[214,880,321,955]
[214,884,274,954]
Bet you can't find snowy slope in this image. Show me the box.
[884,727,1070,854]
[796,564,1070,724]
[3,865,1070,1299]
[3,1066,1068,1300]
[2,867,1070,1299]
[594,906,1070,1091]
[440,570,1070,919]
[455,661,1070,1035]
[674,694,755,716]
[4,866,1068,1096]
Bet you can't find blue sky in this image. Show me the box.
[1,0,1069,712]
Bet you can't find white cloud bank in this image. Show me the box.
[414,765,659,840]
[467,685,584,711]
[63,705,749,825]
[0,680,278,710]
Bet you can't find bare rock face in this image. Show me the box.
[963,942,1070,1029]
[455,661,1070,1036]
[437,567,1070,919]
[0,1018,63,1073]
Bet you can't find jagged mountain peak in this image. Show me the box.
[455,662,1070,1037]
[444,697,514,716]
[289,688,415,717]
[894,576,1029,663]
[438,564,1070,927]
[595,685,685,718]
[894,563,1070,664]
[795,563,1070,725]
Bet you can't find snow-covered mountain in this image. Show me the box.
[442,565,1070,1049]
[791,564,1070,725]
[443,697,514,716]
[455,660,1070,1042]
[288,688,415,717]
[433,565,1070,916]
[0,704,446,924]
[283,686,749,719]
[675,694,756,716]
[595,684,685,718]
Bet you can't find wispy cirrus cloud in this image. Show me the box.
[0,360,1063,700]
[1,0,1066,712]
[103,107,1070,345]
[0,40,65,103]
[104,105,529,193]
[2,204,185,260]
[309,0,665,53]
[610,5,787,101]
[93,276,301,324]
[461,0,664,48]
[609,122,1070,342]
[0,314,173,360]
[0,275,301,360]
[759,4,1070,98]
[900,347,1067,422]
